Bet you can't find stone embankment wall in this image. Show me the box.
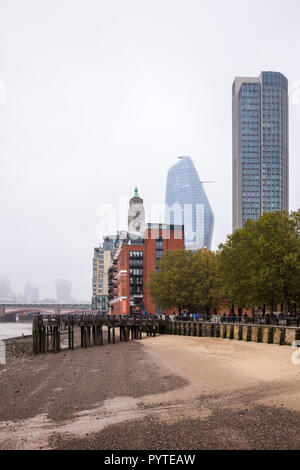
[165,322,300,346]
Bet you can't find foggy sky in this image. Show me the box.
[0,0,300,300]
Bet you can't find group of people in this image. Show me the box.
[137,310,299,324]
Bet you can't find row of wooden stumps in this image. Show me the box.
[33,314,147,354]
[160,320,300,347]
[80,324,143,346]
[81,324,104,347]
[33,315,75,354]
[158,321,203,337]
[32,322,62,354]
[145,324,157,337]
[120,325,142,341]
[81,325,142,348]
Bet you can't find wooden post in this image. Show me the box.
[49,325,53,352]
[98,325,102,345]
[46,326,49,352]
[81,326,85,347]
[55,326,60,353]
[87,326,91,347]
[280,328,286,346]
[82,327,86,348]
[52,326,56,352]
[85,326,89,347]
[68,326,72,349]
[33,320,39,354]
[71,324,74,350]
[94,325,98,346]
[41,326,46,353]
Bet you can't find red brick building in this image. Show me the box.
[109,224,184,315]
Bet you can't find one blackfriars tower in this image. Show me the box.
[165,156,214,250]
[232,71,289,231]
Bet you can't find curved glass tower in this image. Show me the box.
[165,157,214,250]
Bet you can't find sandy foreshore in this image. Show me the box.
[0,333,300,450]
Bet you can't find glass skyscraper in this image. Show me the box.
[232,71,289,231]
[165,156,214,250]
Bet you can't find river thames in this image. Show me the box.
[0,322,32,340]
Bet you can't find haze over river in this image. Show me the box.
[0,322,32,341]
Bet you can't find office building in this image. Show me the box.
[55,279,72,303]
[0,277,12,300]
[165,156,214,250]
[92,236,115,313]
[232,71,289,230]
[109,224,184,315]
[24,282,39,303]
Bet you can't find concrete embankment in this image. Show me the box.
[166,321,300,347]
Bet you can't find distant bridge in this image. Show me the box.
[0,304,91,309]
[0,304,92,321]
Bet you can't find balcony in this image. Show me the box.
[130,261,143,268]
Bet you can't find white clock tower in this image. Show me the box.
[128,187,145,234]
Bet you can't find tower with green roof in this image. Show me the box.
[128,187,145,234]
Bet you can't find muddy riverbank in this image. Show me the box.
[0,334,300,450]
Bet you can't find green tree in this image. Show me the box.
[147,250,194,314]
[218,210,300,313]
[191,249,221,314]
[218,226,257,309]
[148,249,222,314]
